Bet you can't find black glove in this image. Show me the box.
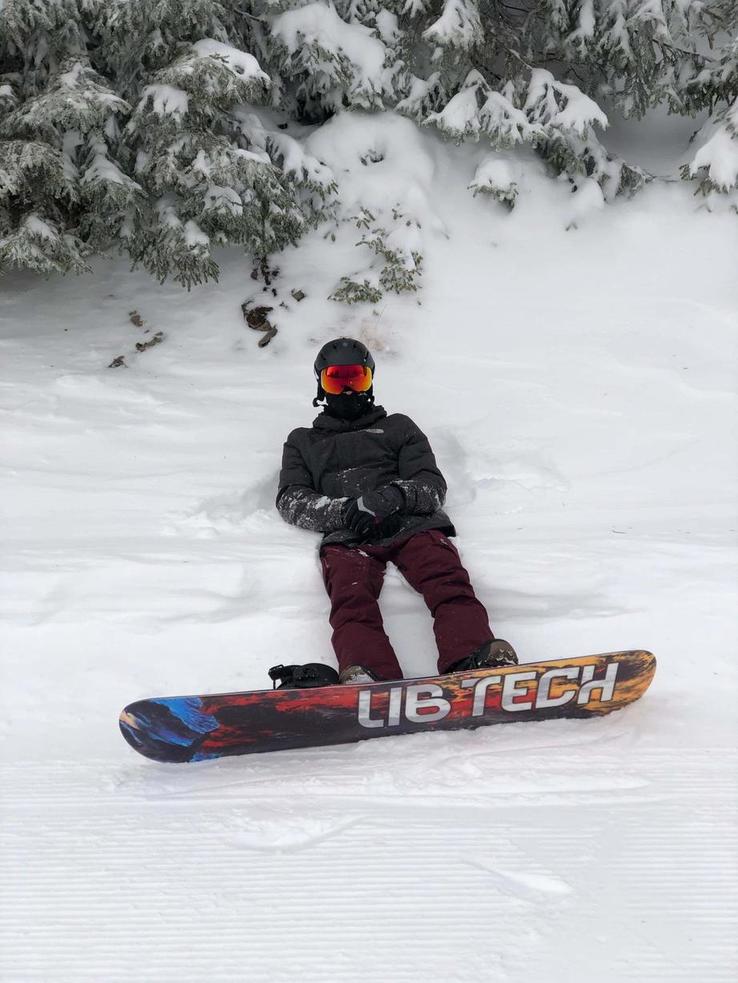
[343,485,405,540]
[374,511,405,540]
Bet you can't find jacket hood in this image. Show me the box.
[313,405,388,432]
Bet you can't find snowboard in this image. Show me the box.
[119,650,656,763]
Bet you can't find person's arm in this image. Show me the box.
[391,417,447,514]
[276,433,348,533]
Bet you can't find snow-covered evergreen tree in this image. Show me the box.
[0,57,137,275]
[122,39,319,287]
[0,0,335,286]
[1,0,735,287]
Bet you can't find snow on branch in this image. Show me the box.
[524,69,608,137]
[402,0,431,17]
[0,212,89,275]
[395,73,447,120]
[426,72,540,146]
[133,42,270,125]
[270,2,388,108]
[192,40,271,85]
[422,0,484,51]
[468,155,518,209]
[235,109,336,191]
[2,60,130,139]
[0,140,72,202]
[687,98,738,194]
[138,85,190,120]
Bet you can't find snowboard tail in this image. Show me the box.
[120,650,655,763]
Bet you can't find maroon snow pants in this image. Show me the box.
[319,528,494,680]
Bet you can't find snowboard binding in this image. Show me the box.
[448,639,519,673]
[268,663,340,690]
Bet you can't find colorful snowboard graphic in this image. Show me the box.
[120,650,656,763]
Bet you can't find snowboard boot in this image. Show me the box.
[338,665,378,685]
[268,663,340,690]
[446,639,519,674]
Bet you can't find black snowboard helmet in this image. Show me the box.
[313,337,375,407]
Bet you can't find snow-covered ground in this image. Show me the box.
[1,114,737,981]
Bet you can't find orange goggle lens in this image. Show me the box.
[320,364,373,395]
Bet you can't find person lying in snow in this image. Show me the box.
[270,337,517,690]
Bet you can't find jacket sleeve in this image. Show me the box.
[276,432,348,533]
[392,418,447,515]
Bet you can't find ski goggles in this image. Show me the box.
[320,363,373,395]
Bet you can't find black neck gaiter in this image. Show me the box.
[323,391,374,422]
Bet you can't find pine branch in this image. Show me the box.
[496,1,530,14]
[653,39,715,67]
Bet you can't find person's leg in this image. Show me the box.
[320,544,403,681]
[391,530,494,674]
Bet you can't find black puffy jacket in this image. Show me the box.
[276,404,456,547]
